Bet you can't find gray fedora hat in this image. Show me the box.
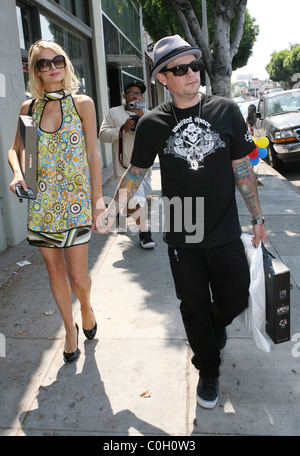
[151,34,202,79]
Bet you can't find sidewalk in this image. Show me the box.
[0,160,299,437]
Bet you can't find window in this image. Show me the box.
[52,0,89,25]
[16,7,26,50]
[102,3,144,103]
[258,100,265,118]
[16,2,94,98]
[16,4,41,93]
[102,0,141,52]
[16,4,41,52]
[40,14,92,94]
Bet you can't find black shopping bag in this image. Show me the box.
[262,244,290,344]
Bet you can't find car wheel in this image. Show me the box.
[268,143,283,171]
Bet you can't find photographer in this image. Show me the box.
[100,81,155,249]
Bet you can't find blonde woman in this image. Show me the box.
[8,40,104,362]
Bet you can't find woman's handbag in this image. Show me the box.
[18,98,37,200]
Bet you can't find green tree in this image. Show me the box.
[141,0,259,97]
[266,45,300,88]
[285,44,300,86]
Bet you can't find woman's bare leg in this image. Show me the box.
[39,247,77,353]
[64,244,96,331]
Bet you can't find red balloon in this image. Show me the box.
[248,148,259,159]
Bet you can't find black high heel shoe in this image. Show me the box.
[83,309,97,340]
[63,323,80,363]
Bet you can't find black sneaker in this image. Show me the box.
[139,231,155,249]
[196,376,219,409]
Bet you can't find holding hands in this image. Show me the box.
[94,202,117,234]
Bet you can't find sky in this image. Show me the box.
[232,0,300,81]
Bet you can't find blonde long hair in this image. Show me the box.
[27,40,80,99]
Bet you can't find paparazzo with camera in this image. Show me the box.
[123,83,146,132]
[99,80,155,249]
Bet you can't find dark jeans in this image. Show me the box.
[168,238,250,378]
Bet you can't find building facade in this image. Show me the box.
[0,0,159,252]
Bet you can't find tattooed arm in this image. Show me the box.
[96,165,148,233]
[232,156,267,247]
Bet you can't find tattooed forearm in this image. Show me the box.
[122,165,148,194]
[233,157,263,219]
[108,165,148,217]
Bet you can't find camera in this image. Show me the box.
[127,101,146,109]
[130,114,140,131]
[15,184,36,202]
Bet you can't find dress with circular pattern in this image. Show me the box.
[28,95,92,235]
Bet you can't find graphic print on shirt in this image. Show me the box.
[164,115,226,170]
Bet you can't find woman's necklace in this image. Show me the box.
[170,97,203,170]
[43,90,70,101]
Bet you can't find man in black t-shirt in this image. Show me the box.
[97,35,267,409]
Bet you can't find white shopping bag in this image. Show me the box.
[240,233,271,352]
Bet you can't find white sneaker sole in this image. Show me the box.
[196,394,218,409]
[139,242,155,249]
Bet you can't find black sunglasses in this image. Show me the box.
[36,55,66,73]
[163,59,202,77]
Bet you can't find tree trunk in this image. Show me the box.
[165,0,248,98]
[210,1,233,97]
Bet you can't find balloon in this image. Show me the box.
[256,137,269,148]
[249,156,260,166]
[248,148,259,159]
[252,136,257,144]
[258,147,268,159]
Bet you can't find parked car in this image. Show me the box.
[253,88,300,170]
[264,88,284,95]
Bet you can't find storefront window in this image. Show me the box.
[102,1,145,106]
[16,6,31,93]
[102,14,143,76]
[40,15,92,94]
[120,35,143,81]
[16,7,25,50]
[103,16,119,55]
[53,0,89,24]
[101,0,141,52]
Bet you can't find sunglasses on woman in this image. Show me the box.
[36,55,66,73]
[163,59,202,77]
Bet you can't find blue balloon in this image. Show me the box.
[258,147,268,159]
[249,156,260,166]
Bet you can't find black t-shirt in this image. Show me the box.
[131,94,256,248]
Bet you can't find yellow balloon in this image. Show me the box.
[252,136,257,144]
[256,136,269,148]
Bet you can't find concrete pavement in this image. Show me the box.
[0,160,299,437]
